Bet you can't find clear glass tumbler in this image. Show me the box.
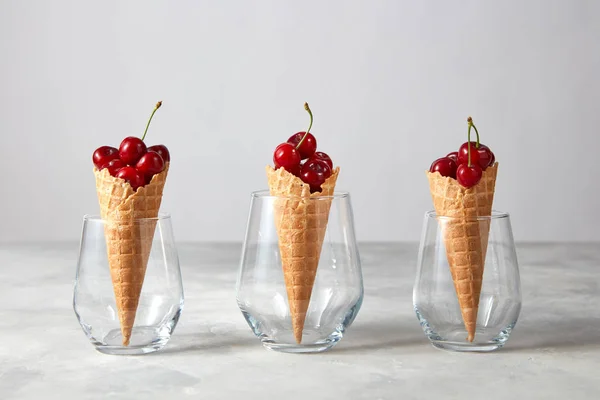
[414,211,522,352]
[73,214,184,355]
[237,191,364,353]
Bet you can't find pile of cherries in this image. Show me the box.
[92,102,170,190]
[273,103,334,193]
[429,117,495,188]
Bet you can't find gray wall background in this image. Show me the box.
[1,0,598,242]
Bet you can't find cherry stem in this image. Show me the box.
[467,116,481,147]
[466,116,481,167]
[296,102,313,149]
[141,101,162,141]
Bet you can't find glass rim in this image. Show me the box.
[251,190,349,200]
[83,212,171,222]
[426,210,510,221]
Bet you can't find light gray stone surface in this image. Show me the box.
[0,243,599,399]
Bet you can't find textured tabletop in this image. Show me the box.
[0,243,599,399]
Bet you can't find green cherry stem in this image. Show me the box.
[466,116,481,167]
[141,101,162,141]
[467,116,481,147]
[296,102,313,150]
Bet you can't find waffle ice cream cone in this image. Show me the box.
[94,164,169,346]
[426,163,497,342]
[266,165,340,344]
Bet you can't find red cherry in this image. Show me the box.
[429,157,457,179]
[147,144,170,162]
[273,143,301,174]
[115,166,145,190]
[92,146,119,169]
[476,144,494,169]
[456,164,482,188]
[300,159,331,192]
[489,150,495,166]
[310,151,333,170]
[119,137,147,166]
[136,151,165,177]
[446,151,459,163]
[289,162,302,177]
[458,142,480,166]
[287,132,317,160]
[315,159,332,180]
[102,158,126,177]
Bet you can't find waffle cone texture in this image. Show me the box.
[266,166,340,344]
[426,163,497,342]
[94,164,169,346]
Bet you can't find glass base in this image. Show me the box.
[415,308,516,353]
[240,305,357,354]
[430,340,503,352]
[95,342,166,355]
[92,326,171,356]
[261,337,340,353]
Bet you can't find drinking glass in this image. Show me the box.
[237,191,364,353]
[414,210,521,352]
[73,214,184,355]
